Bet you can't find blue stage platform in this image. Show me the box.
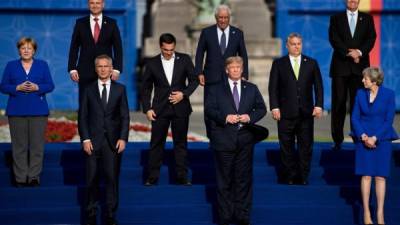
[0,142,399,225]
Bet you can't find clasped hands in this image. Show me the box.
[16,81,39,92]
[361,133,377,149]
[226,114,250,124]
[347,48,361,64]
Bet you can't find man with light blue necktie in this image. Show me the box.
[328,0,376,151]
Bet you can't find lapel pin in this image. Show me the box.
[304,58,307,62]
[360,17,363,21]
[232,31,235,34]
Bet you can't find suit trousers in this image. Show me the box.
[86,136,119,218]
[8,116,47,183]
[213,130,254,224]
[331,75,363,144]
[147,106,189,180]
[278,114,314,180]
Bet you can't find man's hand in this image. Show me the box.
[146,109,156,121]
[226,114,240,124]
[312,107,323,119]
[169,91,183,104]
[116,139,126,153]
[347,49,361,62]
[70,71,80,82]
[238,114,250,123]
[271,109,281,121]
[83,141,94,155]
[198,74,205,86]
[111,70,120,81]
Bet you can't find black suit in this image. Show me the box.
[194,24,248,138]
[141,52,198,181]
[78,80,129,218]
[329,11,376,144]
[205,79,266,224]
[68,15,123,96]
[268,55,323,181]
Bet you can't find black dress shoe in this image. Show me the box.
[176,178,192,186]
[106,217,118,225]
[237,219,251,225]
[144,177,158,186]
[29,178,40,187]
[332,143,342,151]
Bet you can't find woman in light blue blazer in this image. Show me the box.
[351,67,398,225]
[0,37,54,187]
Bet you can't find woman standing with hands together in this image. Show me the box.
[351,67,398,225]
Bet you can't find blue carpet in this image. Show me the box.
[0,142,399,225]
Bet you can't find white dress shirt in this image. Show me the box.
[161,53,175,85]
[228,78,241,100]
[90,13,103,35]
[98,78,111,102]
[217,25,230,49]
[289,54,302,73]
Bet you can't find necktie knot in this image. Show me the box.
[233,81,237,86]
[94,17,99,22]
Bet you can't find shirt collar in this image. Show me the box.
[347,9,358,16]
[161,53,175,61]
[90,13,103,21]
[289,54,301,62]
[98,78,111,86]
[228,78,241,86]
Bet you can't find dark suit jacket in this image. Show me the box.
[68,15,123,85]
[140,52,199,117]
[329,11,376,77]
[78,80,130,151]
[268,54,324,119]
[205,80,266,151]
[351,86,398,141]
[194,25,248,84]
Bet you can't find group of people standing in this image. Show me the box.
[0,0,398,225]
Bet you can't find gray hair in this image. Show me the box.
[362,66,384,86]
[286,32,302,43]
[214,4,231,18]
[95,54,113,66]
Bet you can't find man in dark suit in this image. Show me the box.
[194,4,248,137]
[68,0,123,100]
[329,0,376,150]
[140,33,199,186]
[268,33,323,185]
[205,56,266,225]
[78,54,129,225]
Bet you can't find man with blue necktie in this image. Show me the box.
[329,0,376,150]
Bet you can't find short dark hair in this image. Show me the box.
[159,33,176,46]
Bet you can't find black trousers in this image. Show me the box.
[213,130,254,224]
[331,75,363,144]
[86,137,119,218]
[278,114,314,180]
[147,106,189,180]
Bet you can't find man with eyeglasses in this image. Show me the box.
[140,33,199,186]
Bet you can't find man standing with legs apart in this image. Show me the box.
[206,56,266,225]
[329,0,376,150]
[268,33,323,185]
[68,0,123,102]
[141,33,199,186]
[79,55,129,225]
[195,4,248,137]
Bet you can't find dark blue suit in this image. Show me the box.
[195,25,248,84]
[205,79,266,224]
[351,87,398,177]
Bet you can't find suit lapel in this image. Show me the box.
[105,82,116,111]
[91,82,103,110]
[284,56,297,80]
[170,54,180,86]
[84,16,96,45]
[224,81,238,113]
[341,12,354,39]
[156,55,170,86]
[224,27,237,56]
[97,16,108,44]
[238,81,247,113]
[298,55,308,80]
